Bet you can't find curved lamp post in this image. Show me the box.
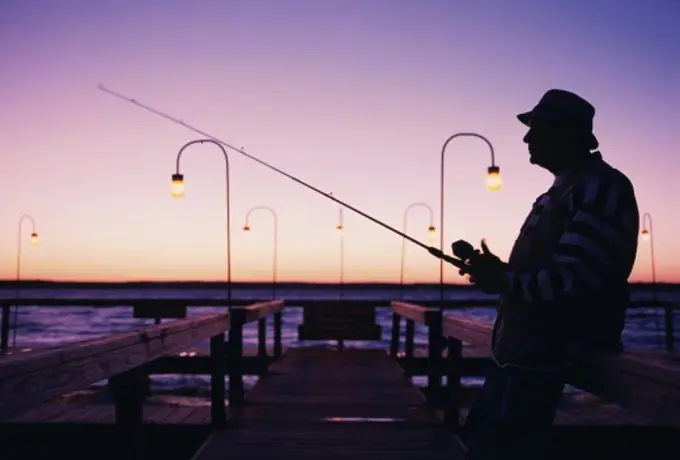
[170,139,232,305]
[439,133,501,304]
[640,212,671,350]
[336,207,345,296]
[243,206,279,299]
[400,202,436,299]
[641,212,656,300]
[8,215,39,352]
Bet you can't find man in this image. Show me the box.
[451,89,640,459]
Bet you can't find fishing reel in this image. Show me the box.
[426,239,480,271]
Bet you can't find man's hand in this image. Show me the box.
[427,246,467,270]
[458,239,508,294]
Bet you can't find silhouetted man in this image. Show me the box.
[452,89,640,459]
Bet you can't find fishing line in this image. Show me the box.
[97,84,466,269]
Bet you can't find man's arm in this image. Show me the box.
[501,173,638,304]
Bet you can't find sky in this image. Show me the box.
[0,0,678,283]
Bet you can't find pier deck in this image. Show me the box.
[192,347,462,460]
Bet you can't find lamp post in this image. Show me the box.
[336,207,344,299]
[439,133,501,305]
[243,206,279,299]
[4,215,39,353]
[640,212,672,350]
[170,139,232,306]
[336,207,346,350]
[641,212,657,301]
[400,203,436,299]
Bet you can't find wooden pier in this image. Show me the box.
[192,348,459,460]
[1,299,679,459]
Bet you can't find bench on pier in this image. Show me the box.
[132,300,188,322]
[389,301,680,428]
[0,300,284,457]
[298,301,382,341]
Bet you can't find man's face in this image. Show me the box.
[522,119,566,171]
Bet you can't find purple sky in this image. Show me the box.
[1,0,678,282]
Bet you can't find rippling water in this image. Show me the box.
[1,285,677,398]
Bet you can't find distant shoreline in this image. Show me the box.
[0,280,677,291]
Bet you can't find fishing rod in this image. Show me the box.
[97,84,467,269]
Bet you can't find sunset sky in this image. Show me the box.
[1,0,678,283]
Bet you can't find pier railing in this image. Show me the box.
[2,297,674,351]
[0,300,284,429]
[390,301,680,428]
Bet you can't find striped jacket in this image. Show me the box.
[492,152,639,370]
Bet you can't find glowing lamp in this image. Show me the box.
[427,226,436,240]
[641,229,650,241]
[485,166,502,192]
[171,173,185,198]
[30,233,39,245]
[243,225,251,232]
[336,224,343,233]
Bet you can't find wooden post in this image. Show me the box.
[664,305,675,351]
[273,311,283,358]
[426,310,443,405]
[404,319,415,377]
[109,367,145,459]
[257,318,267,357]
[210,333,227,426]
[390,313,401,357]
[444,337,462,427]
[0,304,10,353]
[228,309,245,406]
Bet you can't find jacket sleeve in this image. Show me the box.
[501,173,638,304]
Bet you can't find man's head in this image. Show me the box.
[518,89,599,174]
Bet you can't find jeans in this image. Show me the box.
[459,362,565,459]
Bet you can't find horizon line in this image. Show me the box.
[0,279,675,287]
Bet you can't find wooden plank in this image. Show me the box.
[0,301,288,423]
[0,313,229,377]
[241,300,285,323]
[439,310,680,426]
[441,314,493,351]
[568,353,680,426]
[193,426,463,460]
[49,403,99,422]
[230,404,440,425]
[391,302,441,326]
[150,405,206,425]
[192,348,464,460]
[7,403,66,422]
[555,393,654,425]
[458,392,655,427]
[607,349,680,385]
[4,402,211,425]
[4,394,656,428]
[0,312,231,420]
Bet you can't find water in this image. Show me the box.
[1,285,677,399]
